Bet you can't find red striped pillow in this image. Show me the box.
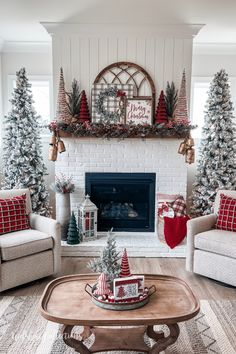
[216,193,236,232]
[0,194,30,235]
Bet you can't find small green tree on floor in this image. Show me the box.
[67,212,80,245]
[88,230,121,281]
[3,67,50,216]
[191,69,236,216]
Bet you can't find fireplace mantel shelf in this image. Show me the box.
[50,122,194,140]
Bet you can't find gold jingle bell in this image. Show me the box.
[185,147,195,164]
[48,144,58,161]
[186,137,194,147]
[178,140,187,155]
[49,133,57,146]
[57,138,66,153]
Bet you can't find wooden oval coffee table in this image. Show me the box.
[40,274,200,353]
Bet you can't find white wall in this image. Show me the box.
[43,24,201,107]
[0,44,55,212]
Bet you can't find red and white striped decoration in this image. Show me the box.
[120,248,131,277]
[94,273,111,296]
[174,70,189,125]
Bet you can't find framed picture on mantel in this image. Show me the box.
[125,97,153,125]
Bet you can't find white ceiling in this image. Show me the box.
[0,0,236,44]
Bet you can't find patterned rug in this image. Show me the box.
[0,297,235,354]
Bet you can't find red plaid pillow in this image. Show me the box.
[172,196,187,217]
[216,194,236,231]
[0,194,30,235]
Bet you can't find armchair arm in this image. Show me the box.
[29,213,61,274]
[186,214,217,272]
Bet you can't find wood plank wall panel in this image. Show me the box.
[52,35,193,110]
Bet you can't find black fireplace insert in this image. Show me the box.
[85,173,155,232]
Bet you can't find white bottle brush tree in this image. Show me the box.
[88,230,121,281]
[191,69,236,216]
[3,67,50,216]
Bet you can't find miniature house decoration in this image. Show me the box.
[78,195,98,241]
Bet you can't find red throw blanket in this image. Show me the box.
[164,216,190,249]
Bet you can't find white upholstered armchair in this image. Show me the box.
[0,189,61,292]
[186,190,236,287]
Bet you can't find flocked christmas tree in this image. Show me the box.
[120,248,131,277]
[3,68,50,216]
[67,211,80,245]
[155,90,168,124]
[88,230,121,281]
[78,90,91,123]
[191,69,236,216]
[174,70,189,125]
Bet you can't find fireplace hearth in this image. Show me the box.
[85,173,155,232]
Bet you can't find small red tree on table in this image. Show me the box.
[78,90,91,123]
[120,248,131,277]
[117,285,126,298]
[155,90,168,124]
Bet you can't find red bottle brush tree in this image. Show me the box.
[155,90,168,124]
[78,90,91,123]
[120,248,131,277]
[117,285,126,298]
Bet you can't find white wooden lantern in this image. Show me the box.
[78,195,98,241]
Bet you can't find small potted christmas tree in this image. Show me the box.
[88,230,120,282]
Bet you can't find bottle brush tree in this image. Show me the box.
[88,229,121,281]
[191,69,236,216]
[67,211,80,245]
[3,67,50,216]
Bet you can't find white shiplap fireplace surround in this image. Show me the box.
[43,23,202,257]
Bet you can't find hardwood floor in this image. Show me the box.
[3,257,236,300]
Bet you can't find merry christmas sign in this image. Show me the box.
[113,276,144,302]
[126,98,152,125]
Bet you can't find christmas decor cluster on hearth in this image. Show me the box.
[86,231,156,310]
[58,194,98,245]
[48,62,196,163]
[157,193,190,248]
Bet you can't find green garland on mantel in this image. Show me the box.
[49,121,196,140]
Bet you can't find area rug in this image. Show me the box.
[0,296,235,354]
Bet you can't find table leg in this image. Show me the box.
[149,323,180,354]
[62,325,91,354]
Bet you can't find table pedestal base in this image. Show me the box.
[62,323,180,353]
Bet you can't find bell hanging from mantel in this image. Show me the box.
[57,137,66,153]
[185,147,195,164]
[48,144,58,161]
[49,132,57,146]
[178,140,187,155]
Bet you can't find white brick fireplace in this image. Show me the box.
[43,22,202,256]
[56,137,187,257]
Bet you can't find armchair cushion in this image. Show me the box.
[195,229,236,259]
[0,194,29,235]
[0,229,53,261]
[216,193,236,232]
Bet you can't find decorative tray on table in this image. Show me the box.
[85,275,157,311]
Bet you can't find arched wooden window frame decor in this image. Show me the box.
[94,62,156,123]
